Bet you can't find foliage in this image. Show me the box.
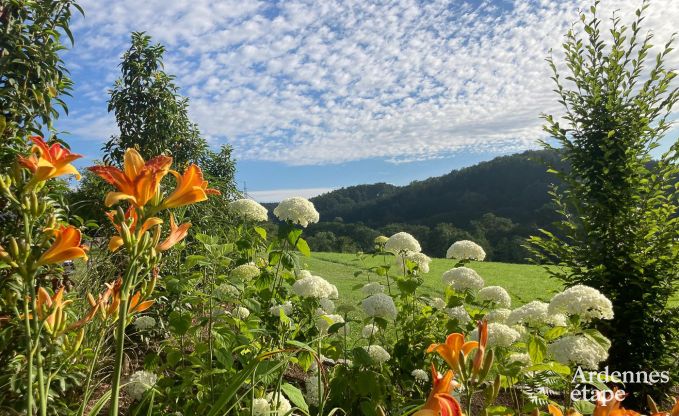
[528,0,679,404]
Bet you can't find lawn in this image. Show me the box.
[302,252,563,308]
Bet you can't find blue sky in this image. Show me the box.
[56,0,678,201]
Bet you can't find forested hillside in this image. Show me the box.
[303,149,565,262]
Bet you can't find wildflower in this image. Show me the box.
[251,398,270,416]
[442,267,484,293]
[446,240,486,261]
[125,370,157,401]
[444,306,471,324]
[362,293,397,321]
[412,369,429,383]
[156,214,191,251]
[507,301,550,326]
[292,274,338,299]
[470,323,520,348]
[548,285,614,322]
[361,282,384,296]
[364,345,391,364]
[316,314,344,333]
[229,198,268,222]
[427,331,478,374]
[485,308,511,323]
[477,286,512,308]
[397,251,431,273]
[230,262,260,281]
[362,323,380,339]
[269,301,293,317]
[548,335,609,369]
[273,197,319,227]
[19,136,82,182]
[88,148,172,207]
[384,232,421,254]
[134,316,156,331]
[413,364,461,416]
[37,226,88,265]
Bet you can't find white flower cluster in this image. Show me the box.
[134,316,156,331]
[125,370,157,401]
[486,308,511,323]
[319,298,335,313]
[442,267,485,293]
[477,286,512,308]
[397,251,431,273]
[430,297,446,310]
[508,352,531,367]
[446,240,486,261]
[384,232,421,254]
[507,301,550,326]
[251,398,270,416]
[316,314,345,333]
[548,285,614,322]
[269,301,293,317]
[292,274,338,299]
[214,283,239,299]
[362,293,398,321]
[230,262,260,281]
[364,345,391,364]
[229,198,268,222]
[266,392,292,416]
[471,323,520,348]
[548,335,609,369]
[411,369,429,383]
[362,323,380,339]
[233,306,250,319]
[273,197,320,227]
[444,306,471,323]
[361,282,384,296]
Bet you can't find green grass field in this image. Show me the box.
[302,252,563,308]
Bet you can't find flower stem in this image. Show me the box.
[110,292,131,416]
[23,286,34,415]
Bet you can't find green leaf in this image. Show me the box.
[168,311,191,336]
[296,237,311,257]
[253,226,267,239]
[281,383,309,413]
[573,400,596,415]
[528,336,547,364]
[486,405,515,416]
[544,326,568,341]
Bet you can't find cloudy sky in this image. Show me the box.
[58,0,679,201]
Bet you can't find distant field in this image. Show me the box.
[301,252,563,308]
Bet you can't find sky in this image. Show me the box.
[57,0,679,202]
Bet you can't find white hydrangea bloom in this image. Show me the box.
[361,282,384,296]
[411,369,429,383]
[396,251,431,273]
[364,345,391,364]
[384,232,421,254]
[512,324,528,340]
[305,375,320,407]
[230,262,260,281]
[374,235,389,244]
[319,298,335,313]
[477,286,512,308]
[251,398,270,416]
[442,267,484,293]
[444,306,471,323]
[336,358,353,367]
[471,323,520,348]
[548,313,569,327]
[548,285,614,322]
[361,293,398,321]
[269,301,293,317]
[214,283,240,299]
[125,370,157,401]
[234,306,250,319]
[229,198,268,222]
[266,392,292,416]
[507,301,550,326]
[298,269,313,279]
[362,323,380,339]
[446,240,486,261]
[486,308,511,323]
[273,197,320,227]
[292,275,339,299]
[548,335,609,369]
[134,316,156,331]
[430,297,446,310]
[508,352,531,367]
[316,314,345,333]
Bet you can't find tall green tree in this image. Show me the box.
[529,1,679,404]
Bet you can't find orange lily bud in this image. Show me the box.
[37,226,88,266]
[413,364,462,416]
[472,320,488,375]
[18,136,82,183]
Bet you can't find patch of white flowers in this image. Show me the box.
[486,308,511,323]
[478,286,512,308]
[384,232,421,254]
[273,197,319,227]
[361,282,384,296]
[446,240,486,261]
[508,352,531,367]
[230,262,260,281]
[364,345,391,364]
[292,274,339,299]
[269,301,293,317]
[507,301,550,326]
[266,392,292,416]
[229,198,268,222]
[125,370,157,401]
[471,323,520,348]
[362,293,398,321]
[442,267,485,293]
[430,297,446,310]
[233,306,250,319]
[319,298,335,313]
[362,323,380,339]
[251,398,270,416]
[548,285,614,322]
[214,283,239,299]
[397,251,431,274]
[411,369,429,383]
[134,316,156,331]
[548,335,609,369]
[444,306,471,323]
[316,314,344,333]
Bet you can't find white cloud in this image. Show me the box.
[248,187,335,203]
[64,0,679,165]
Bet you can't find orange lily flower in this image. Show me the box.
[88,148,172,207]
[471,320,488,376]
[427,331,478,374]
[414,364,462,416]
[102,278,154,319]
[156,214,191,251]
[548,404,583,416]
[128,291,154,314]
[37,226,88,266]
[105,207,162,252]
[159,164,220,210]
[36,287,72,334]
[591,389,641,416]
[19,136,82,182]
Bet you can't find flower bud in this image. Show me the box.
[9,237,20,259]
[30,192,39,216]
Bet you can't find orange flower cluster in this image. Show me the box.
[19,136,82,183]
[547,390,679,416]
